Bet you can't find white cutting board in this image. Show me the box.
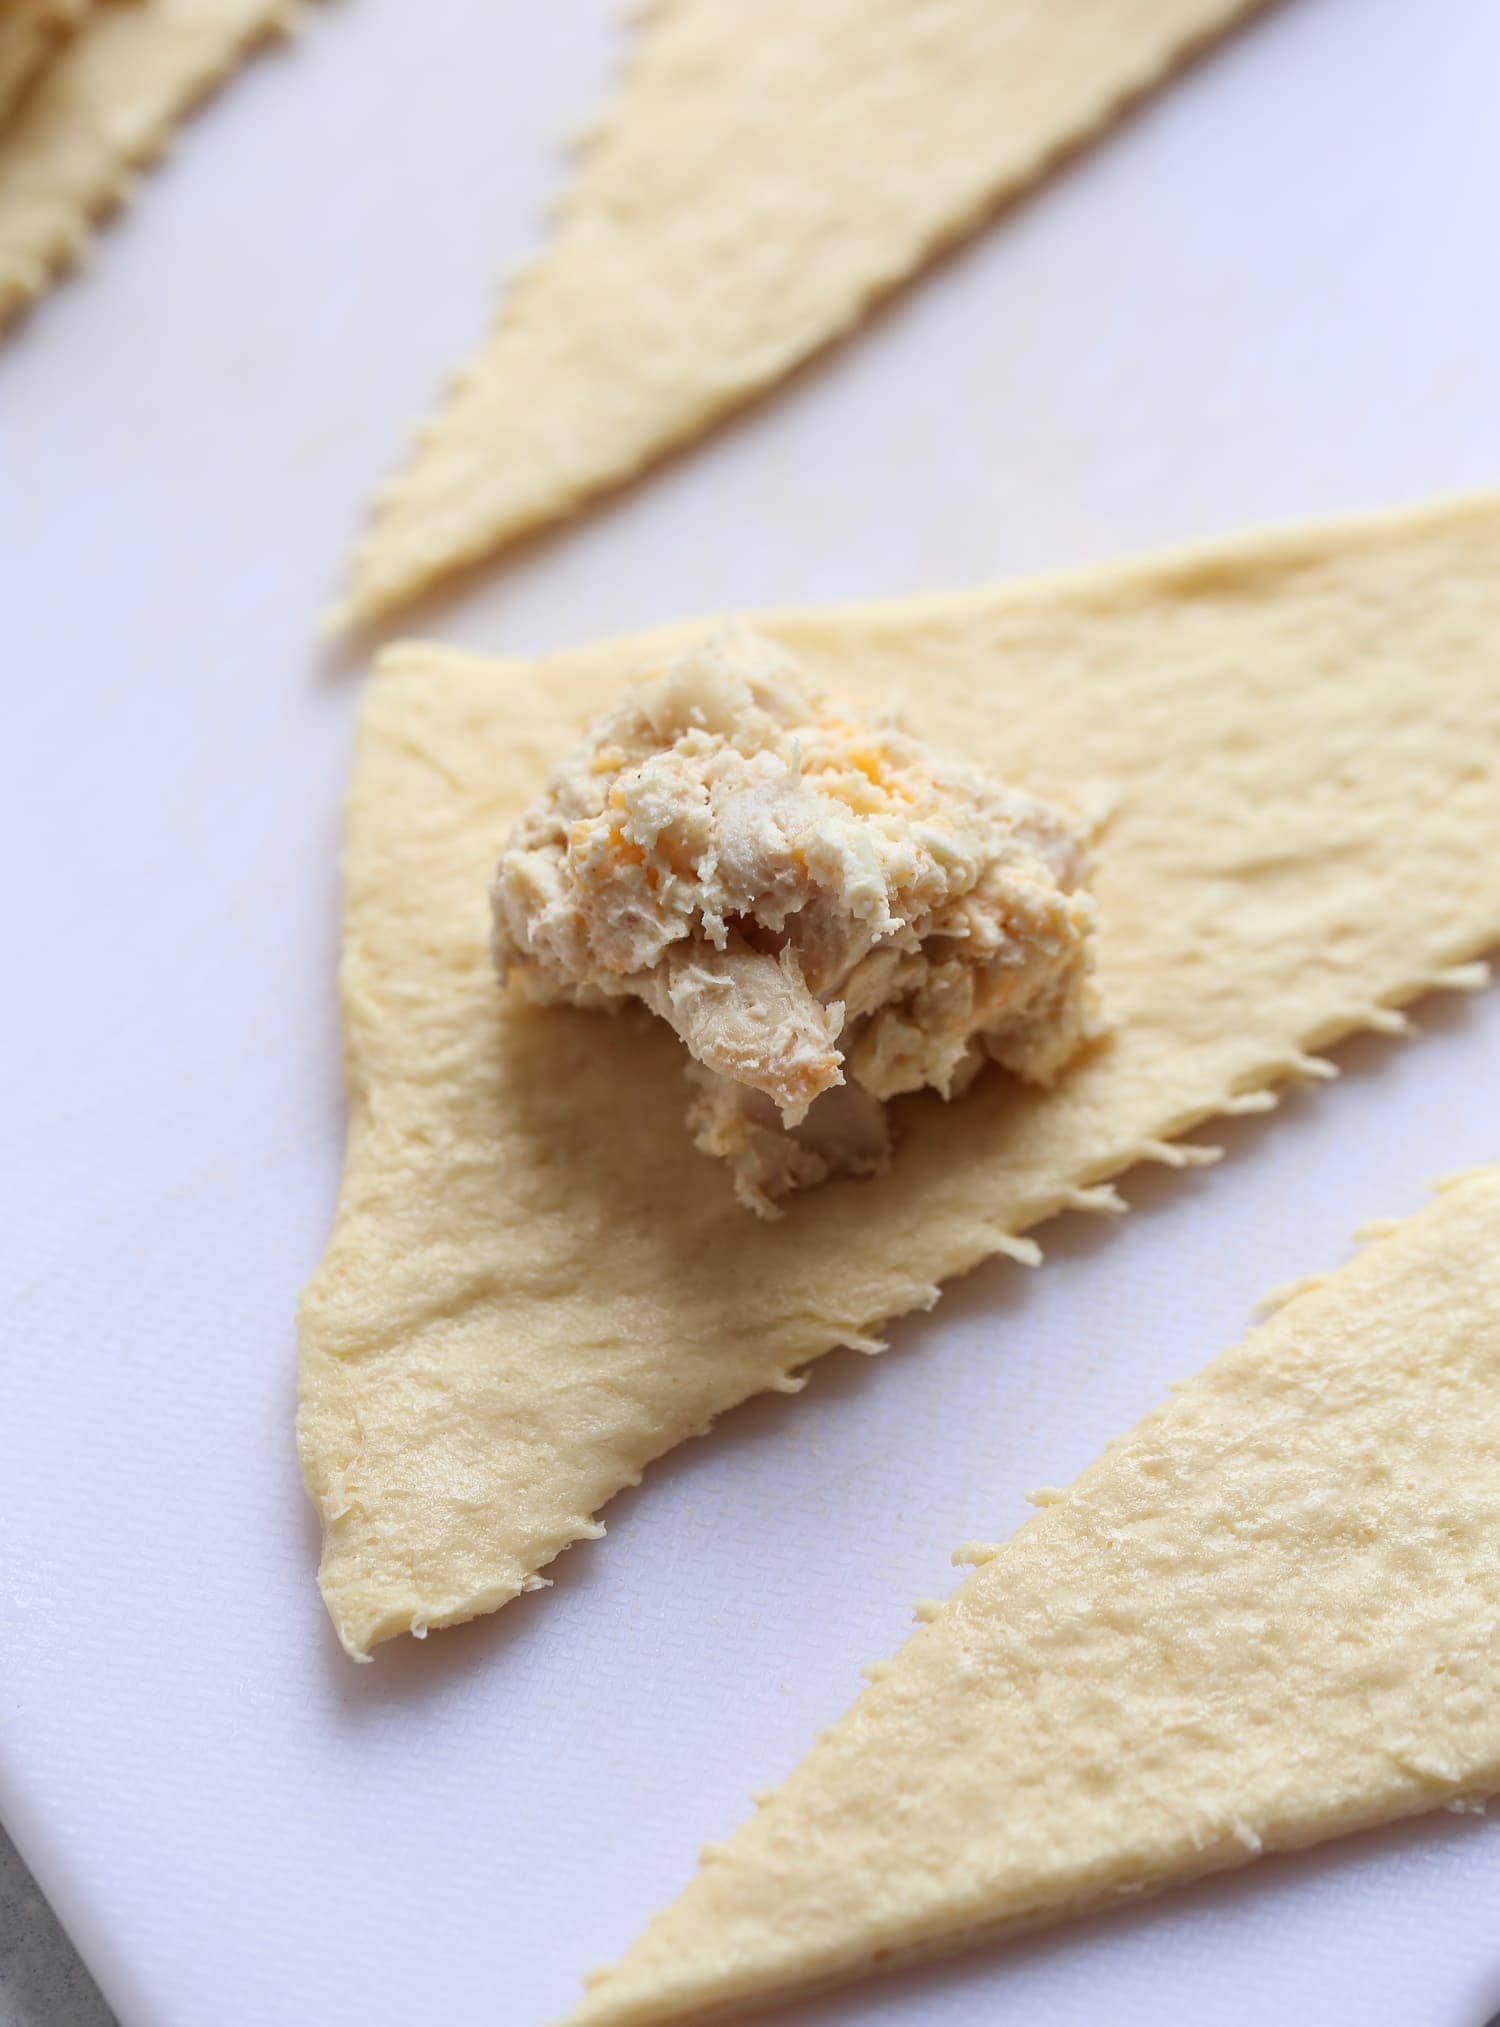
[2,2,1499,2023]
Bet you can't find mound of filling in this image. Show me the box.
[491,633,1103,1214]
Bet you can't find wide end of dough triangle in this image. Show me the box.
[299,489,1500,1660]
[564,1166,1500,2023]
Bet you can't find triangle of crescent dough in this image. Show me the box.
[564,1163,1500,2025]
[334,0,1270,628]
[0,0,298,336]
[297,491,1500,1661]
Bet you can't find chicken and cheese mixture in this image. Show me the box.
[492,634,1103,1214]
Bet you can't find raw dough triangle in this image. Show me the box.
[565,1164,1500,2025]
[335,0,1270,627]
[298,492,1500,1660]
[0,0,298,335]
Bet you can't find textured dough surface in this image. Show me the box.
[337,0,1270,626]
[0,0,295,334]
[566,1164,1500,2024]
[298,493,1500,1660]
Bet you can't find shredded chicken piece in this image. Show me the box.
[492,633,1104,1213]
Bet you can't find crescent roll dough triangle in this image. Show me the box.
[564,1163,1500,2025]
[298,491,1500,1661]
[335,0,1270,628]
[0,0,297,335]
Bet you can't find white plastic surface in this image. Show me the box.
[2,1,1499,2023]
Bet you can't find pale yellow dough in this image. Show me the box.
[0,0,297,334]
[565,1165,1500,2025]
[336,0,1271,627]
[298,492,1500,1660]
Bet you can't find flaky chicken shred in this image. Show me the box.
[492,633,1103,1213]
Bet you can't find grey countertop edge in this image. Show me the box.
[0,1820,116,2027]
